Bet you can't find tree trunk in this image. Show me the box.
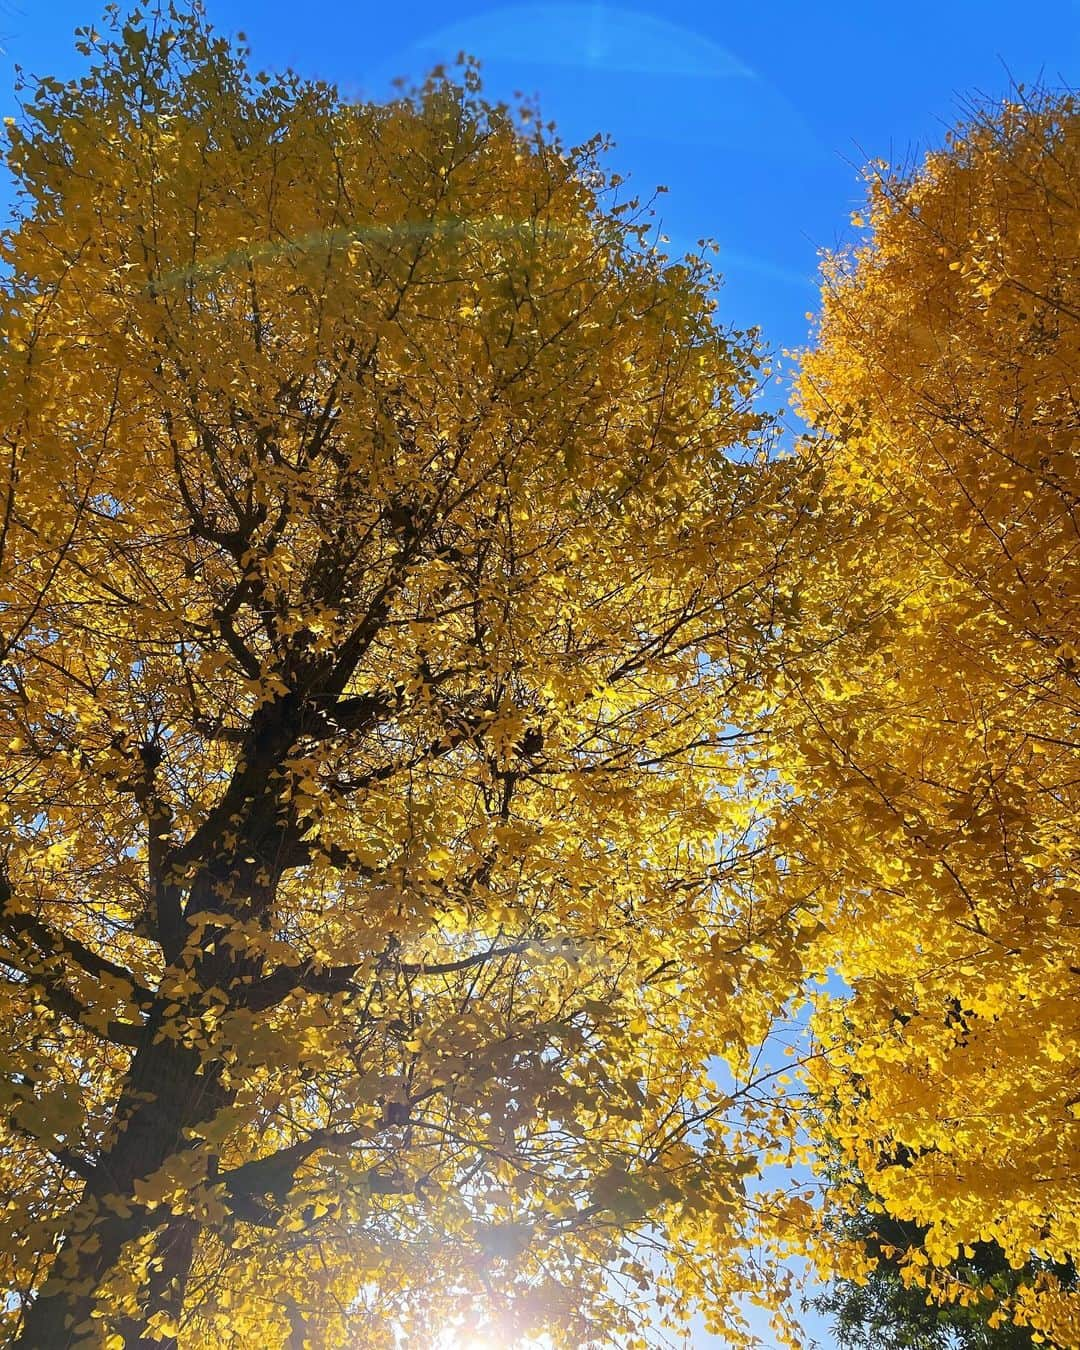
[113,1215,198,1350]
[14,1009,225,1349]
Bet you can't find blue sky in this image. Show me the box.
[0,3,1075,1346]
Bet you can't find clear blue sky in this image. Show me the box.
[0,3,1075,1346]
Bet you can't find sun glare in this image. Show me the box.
[429,1332,555,1350]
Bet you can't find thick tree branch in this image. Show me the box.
[217,1128,383,1227]
[0,904,155,1008]
[240,940,534,1012]
[0,966,144,1048]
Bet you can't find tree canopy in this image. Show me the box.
[810,1190,1076,1350]
[781,88,1080,1349]
[0,6,809,1347]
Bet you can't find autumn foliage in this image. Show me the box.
[784,89,1080,1346]
[0,5,1077,1349]
[0,8,806,1348]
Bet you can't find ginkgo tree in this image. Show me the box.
[778,88,1080,1348]
[0,6,811,1347]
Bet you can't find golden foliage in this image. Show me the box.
[784,89,1080,1346]
[0,7,803,1347]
